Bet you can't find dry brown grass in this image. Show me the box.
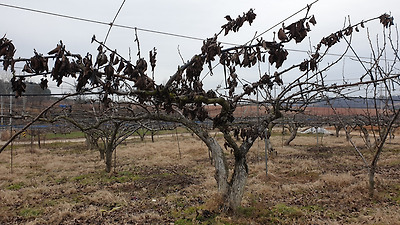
[0,132,400,224]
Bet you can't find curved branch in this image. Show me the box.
[0,92,79,154]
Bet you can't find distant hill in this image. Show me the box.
[0,79,51,96]
[310,96,400,109]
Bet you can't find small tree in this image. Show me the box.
[45,101,147,172]
[325,22,400,197]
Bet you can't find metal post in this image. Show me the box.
[9,92,12,125]
[1,95,3,126]
[9,92,13,173]
[23,95,26,116]
[1,95,3,140]
[264,128,269,176]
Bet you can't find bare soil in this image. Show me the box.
[0,132,399,224]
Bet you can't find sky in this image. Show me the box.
[0,0,399,94]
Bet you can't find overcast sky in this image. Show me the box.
[0,0,399,94]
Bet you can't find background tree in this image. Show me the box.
[44,100,149,172]
[325,23,400,197]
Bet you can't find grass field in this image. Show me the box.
[0,131,399,224]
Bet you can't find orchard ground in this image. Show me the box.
[0,129,400,224]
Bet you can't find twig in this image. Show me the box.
[134,28,141,58]
[177,45,185,64]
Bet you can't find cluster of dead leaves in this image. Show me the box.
[22,50,49,74]
[0,36,16,72]
[3,34,158,99]
[380,13,394,28]
[183,103,209,122]
[316,13,393,53]
[278,16,316,43]
[169,11,270,123]
[10,76,26,97]
[227,67,238,96]
[233,126,260,142]
[202,36,221,66]
[294,13,394,74]
[92,41,156,94]
[268,47,288,69]
[185,55,205,85]
[299,53,319,72]
[219,40,272,69]
[90,40,157,106]
[48,42,81,87]
[221,9,256,36]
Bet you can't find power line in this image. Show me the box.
[0,3,206,42]
[1,1,393,63]
[1,0,398,86]
[0,1,325,50]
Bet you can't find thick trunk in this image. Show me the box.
[225,156,248,211]
[182,120,229,195]
[206,137,229,194]
[284,124,298,146]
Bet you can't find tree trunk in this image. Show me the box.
[105,145,113,173]
[284,124,298,146]
[264,125,274,176]
[368,166,375,198]
[37,132,41,149]
[139,133,145,141]
[360,126,372,150]
[225,156,248,211]
[345,125,352,141]
[334,124,342,137]
[206,137,229,194]
[85,134,99,150]
[99,147,105,160]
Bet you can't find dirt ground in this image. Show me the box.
[0,131,399,224]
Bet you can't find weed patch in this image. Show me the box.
[274,203,303,217]
[6,182,25,190]
[19,207,42,218]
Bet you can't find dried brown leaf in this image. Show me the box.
[278,28,288,42]
[309,15,317,25]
